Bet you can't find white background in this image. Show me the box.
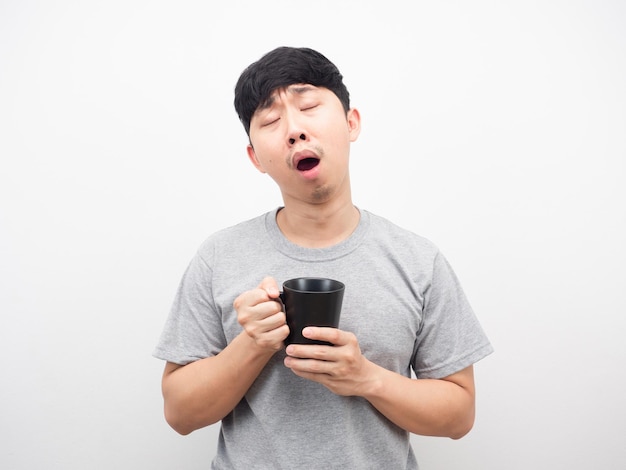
[1,1,625,469]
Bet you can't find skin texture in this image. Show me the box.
[162,84,476,439]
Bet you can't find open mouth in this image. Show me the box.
[296,157,320,171]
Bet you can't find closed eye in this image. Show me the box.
[261,117,280,127]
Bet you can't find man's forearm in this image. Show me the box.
[161,331,276,435]
[362,364,476,439]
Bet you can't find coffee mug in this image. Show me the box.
[279,277,345,346]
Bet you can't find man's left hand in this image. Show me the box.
[283,327,377,397]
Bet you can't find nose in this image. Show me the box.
[288,133,306,146]
[284,106,308,145]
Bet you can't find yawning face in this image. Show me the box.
[246,84,361,206]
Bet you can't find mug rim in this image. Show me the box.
[283,277,345,294]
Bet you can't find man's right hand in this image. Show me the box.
[234,276,289,351]
[163,277,289,434]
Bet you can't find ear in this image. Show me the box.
[246,144,266,174]
[346,108,361,142]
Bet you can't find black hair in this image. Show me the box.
[234,47,350,135]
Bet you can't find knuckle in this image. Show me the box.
[237,307,253,324]
[259,276,276,291]
[257,336,282,351]
[243,323,256,336]
[327,328,341,344]
[345,331,357,343]
[313,346,329,360]
[308,360,324,373]
[275,311,286,325]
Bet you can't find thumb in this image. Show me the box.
[258,276,280,299]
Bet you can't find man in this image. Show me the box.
[154,46,493,469]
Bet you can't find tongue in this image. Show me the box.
[297,158,319,171]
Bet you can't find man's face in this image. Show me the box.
[246,84,360,206]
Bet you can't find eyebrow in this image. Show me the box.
[258,85,316,110]
[289,84,315,95]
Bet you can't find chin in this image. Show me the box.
[310,185,334,203]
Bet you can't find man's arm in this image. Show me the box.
[284,327,476,439]
[161,278,288,435]
[359,364,475,439]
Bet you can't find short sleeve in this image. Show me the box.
[412,252,493,379]
[152,251,228,365]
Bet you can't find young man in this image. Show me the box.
[154,47,493,469]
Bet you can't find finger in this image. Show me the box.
[302,327,345,345]
[285,344,335,363]
[234,286,274,312]
[256,310,287,332]
[284,355,332,375]
[241,309,289,345]
[239,299,284,328]
[256,323,290,350]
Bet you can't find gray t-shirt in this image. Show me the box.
[154,208,493,469]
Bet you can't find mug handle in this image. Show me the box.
[275,291,285,306]
[274,292,291,346]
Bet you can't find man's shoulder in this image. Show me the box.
[196,210,273,257]
[364,210,439,253]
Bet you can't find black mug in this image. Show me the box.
[279,277,345,346]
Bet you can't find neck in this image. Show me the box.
[276,200,360,248]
